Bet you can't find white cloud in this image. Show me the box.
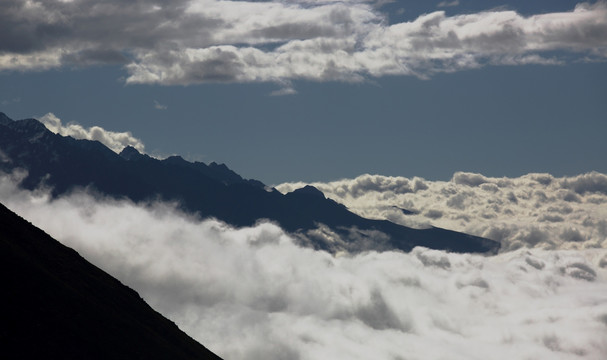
[0,173,603,358]
[269,86,298,96]
[1,172,606,360]
[1,1,606,85]
[0,50,64,71]
[39,113,145,154]
[276,171,607,252]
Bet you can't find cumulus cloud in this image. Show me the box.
[1,172,607,360]
[39,112,145,153]
[1,0,606,85]
[276,171,607,252]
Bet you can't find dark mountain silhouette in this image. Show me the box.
[0,112,499,254]
[0,201,222,359]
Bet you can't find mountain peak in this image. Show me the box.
[0,116,500,254]
[164,155,188,165]
[0,112,13,125]
[290,185,325,198]
[11,118,48,134]
[119,145,144,161]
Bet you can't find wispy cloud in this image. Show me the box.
[1,1,605,86]
[437,0,460,8]
[269,86,297,96]
[1,172,606,360]
[153,100,167,110]
[39,113,145,153]
[0,149,11,164]
[0,97,21,106]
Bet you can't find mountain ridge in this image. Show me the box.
[0,112,500,254]
[0,200,222,359]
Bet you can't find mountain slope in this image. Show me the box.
[0,201,222,360]
[0,112,499,254]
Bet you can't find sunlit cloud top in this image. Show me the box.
[1,0,606,87]
[39,112,145,153]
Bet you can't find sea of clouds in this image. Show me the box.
[2,170,607,360]
[277,172,607,252]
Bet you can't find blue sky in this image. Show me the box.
[1,0,606,184]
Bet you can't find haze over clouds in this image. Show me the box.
[1,171,607,360]
[277,172,607,252]
[39,113,145,153]
[1,0,606,89]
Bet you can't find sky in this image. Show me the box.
[1,0,607,184]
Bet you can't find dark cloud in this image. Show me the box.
[561,227,586,243]
[561,171,607,195]
[252,22,339,41]
[424,209,443,219]
[61,49,129,66]
[539,213,564,222]
[1,0,606,83]
[186,50,245,82]
[446,192,471,209]
[561,262,597,281]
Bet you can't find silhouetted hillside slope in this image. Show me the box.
[0,201,222,360]
[0,112,499,254]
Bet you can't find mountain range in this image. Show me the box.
[0,112,499,254]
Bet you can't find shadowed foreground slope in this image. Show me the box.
[0,201,222,360]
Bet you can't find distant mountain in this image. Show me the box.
[0,201,222,359]
[0,112,499,254]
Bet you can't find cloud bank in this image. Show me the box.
[276,172,607,252]
[39,113,145,153]
[1,0,606,86]
[1,172,607,360]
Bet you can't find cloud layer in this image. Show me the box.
[39,112,145,153]
[276,171,607,252]
[1,172,607,360]
[1,0,606,86]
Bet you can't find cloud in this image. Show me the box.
[437,1,459,8]
[39,112,145,154]
[1,172,607,360]
[276,171,607,252]
[0,97,20,106]
[0,149,11,163]
[153,100,167,110]
[1,0,606,84]
[561,171,607,195]
[269,86,298,96]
